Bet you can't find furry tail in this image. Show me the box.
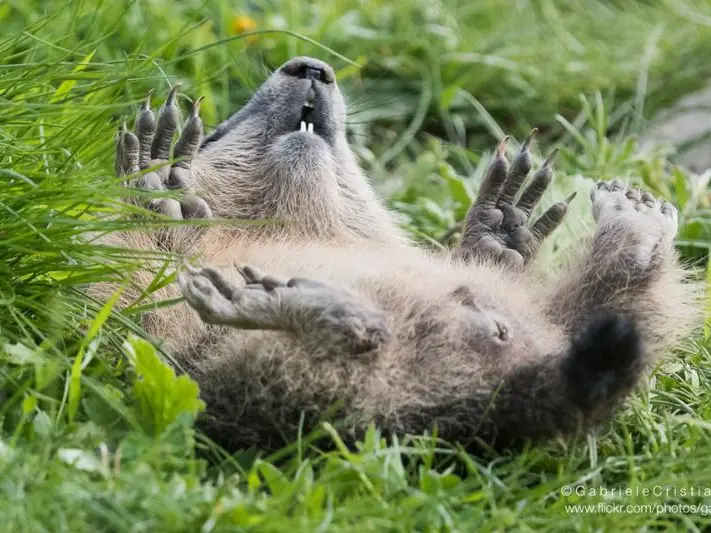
[486,312,646,447]
[563,312,645,424]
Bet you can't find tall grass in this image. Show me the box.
[1,0,711,531]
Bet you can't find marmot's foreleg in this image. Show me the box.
[178,265,391,358]
[547,180,683,336]
[455,133,573,269]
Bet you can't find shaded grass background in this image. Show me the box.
[2,0,711,530]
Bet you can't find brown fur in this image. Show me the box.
[101,57,702,452]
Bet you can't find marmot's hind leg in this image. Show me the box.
[471,181,695,446]
[550,180,681,334]
[482,311,644,446]
[455,133,574,269]
[115,86,212,220]
[178,265,391,358]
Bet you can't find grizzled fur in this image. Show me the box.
[105,56,702,453]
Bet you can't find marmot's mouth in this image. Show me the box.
[296,87,318,135]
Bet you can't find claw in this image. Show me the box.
[142,88,154,111]
[184,263,202,275]
[166,82,181,106]
[236,265,250,282]
[192,96,204,116]
[496,136,510,157]
[520,128,537,153]
[564,191,578,204]
[542,147,558,168]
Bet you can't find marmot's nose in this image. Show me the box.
[280,56,335,84]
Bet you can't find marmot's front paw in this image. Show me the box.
[457,132,575,269]
[591,180,678,268]
[115,86,212,219]
[178,265,244,325]
[178,264,391,357]
[238,266,392,356]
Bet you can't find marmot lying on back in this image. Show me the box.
[110,56,701,452]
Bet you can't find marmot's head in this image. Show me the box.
[201,56,346,153]
[194,56,401,243]
[200,57,352,210]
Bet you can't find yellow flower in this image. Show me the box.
[230,15,259,45]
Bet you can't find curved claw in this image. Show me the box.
[142,88,154,111]
[165,82,181,106]
[542,147,558,168]
[496,136,510,157]
[520,128,537,152]
[192,96,204,117]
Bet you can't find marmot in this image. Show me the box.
[109,56,701,452]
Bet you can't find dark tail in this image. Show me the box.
[484,311,645,448]
[562,311,645,424]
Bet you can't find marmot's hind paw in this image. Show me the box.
[457,131,574,269]
[591,179,678,269]
[115,86,212,219]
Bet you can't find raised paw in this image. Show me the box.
[178,265,255,326]
[115,86,212,219]
[590,179,678,268]
[237,265,391,355]
[179,264,391,357]
[456,131,575,269]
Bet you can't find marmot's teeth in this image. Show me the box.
[299,121,315,134]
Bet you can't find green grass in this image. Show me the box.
[2,0,711,530]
